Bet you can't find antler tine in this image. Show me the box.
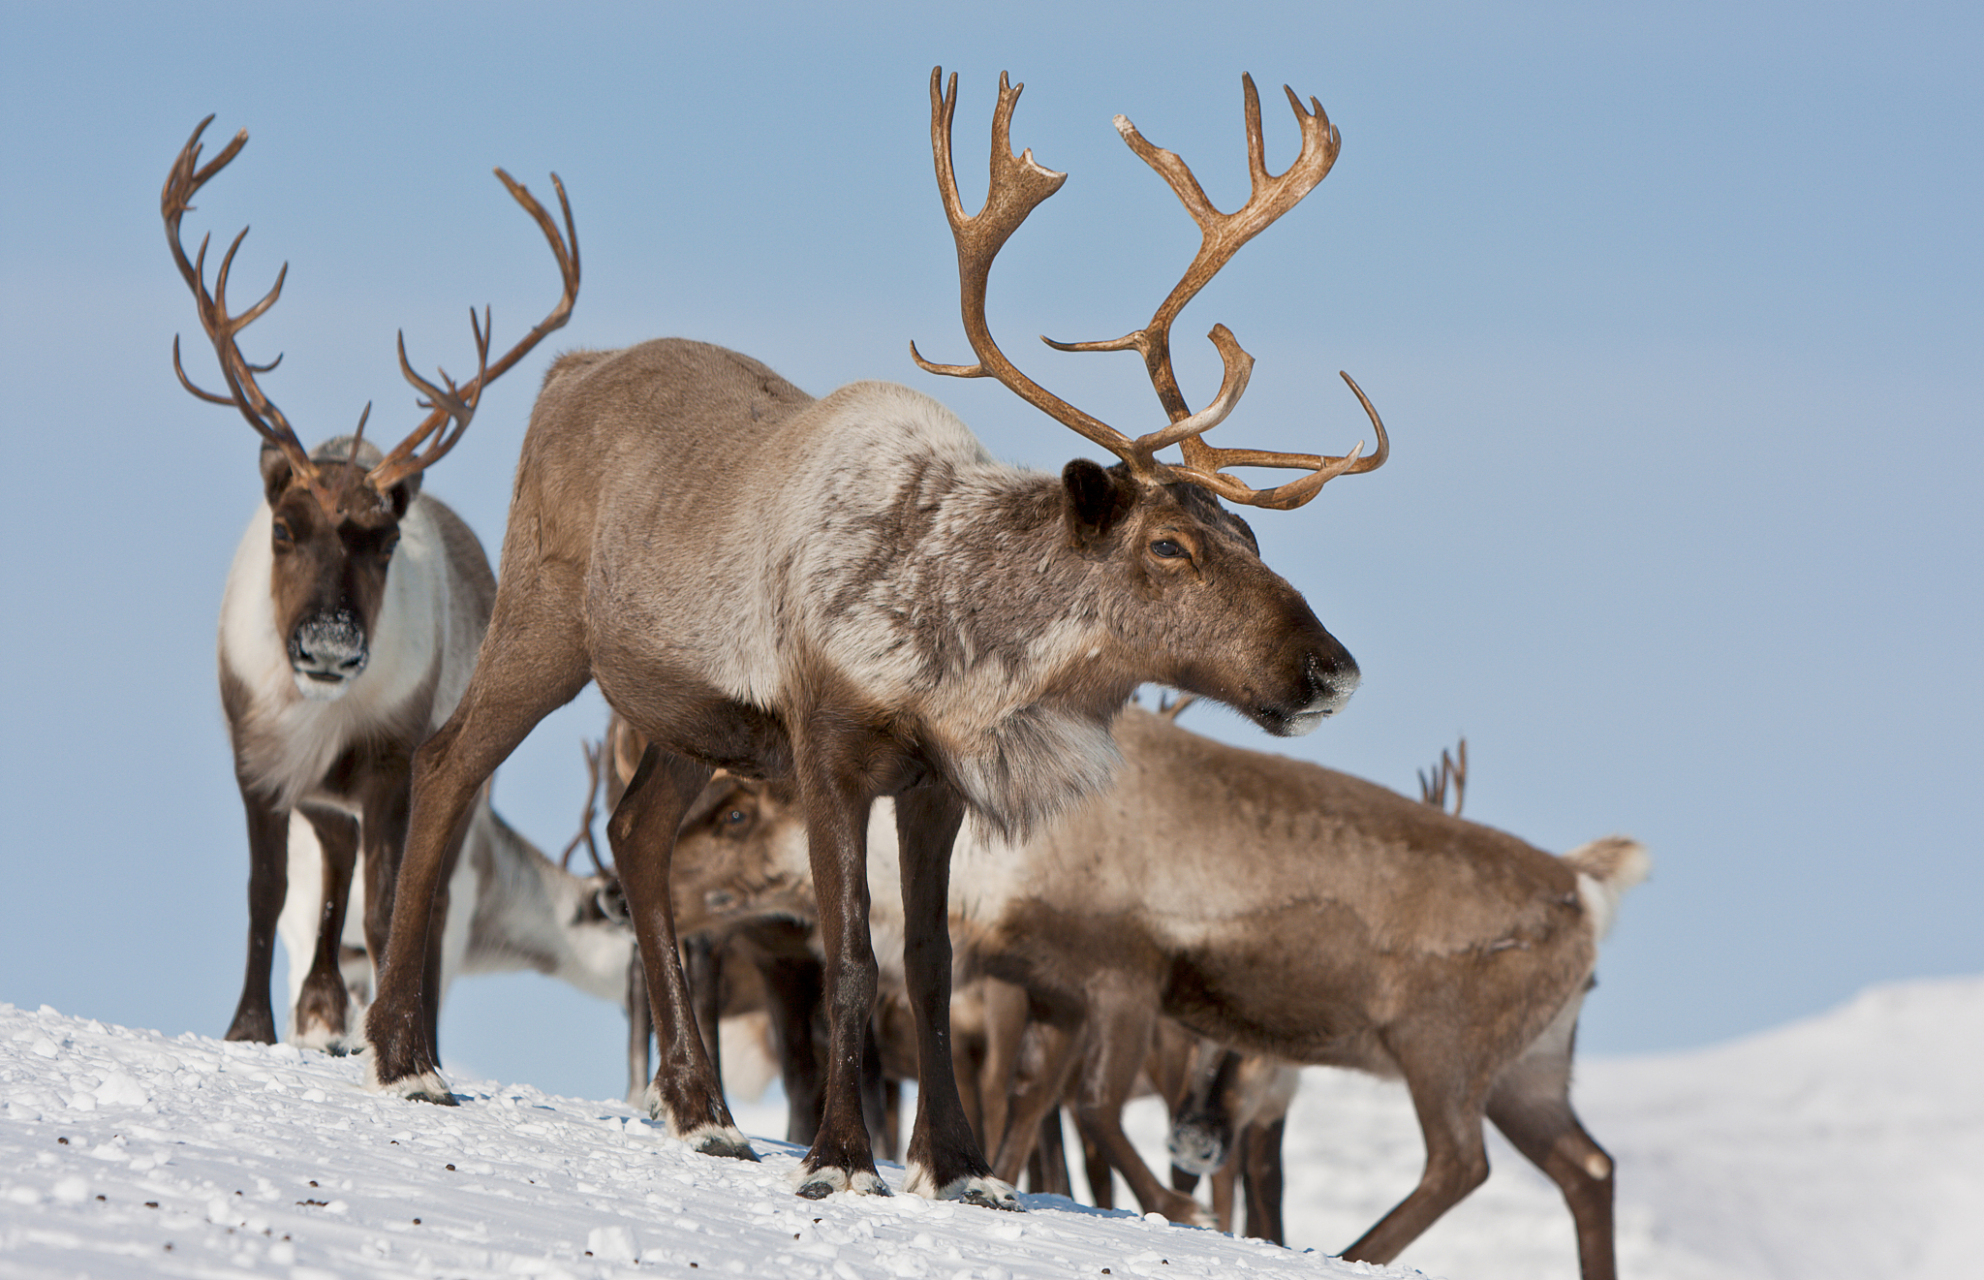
[911,68,1185,476]
[560,738,608,875]
[1048,76,1388,510]
[367,169,581,494]
[163,117,343,517]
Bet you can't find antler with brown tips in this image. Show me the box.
[163,116,580,515]
[911,70,1386,511]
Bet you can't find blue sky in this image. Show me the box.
[2,1,1978,1102]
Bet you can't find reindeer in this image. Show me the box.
[1159,734,1469,1241]
[666,707,1646,1278]
[164,117,579,1053]
[363,67,1386,1211]
[275,784,634,1056]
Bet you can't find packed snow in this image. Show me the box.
[4,976,1981,1279]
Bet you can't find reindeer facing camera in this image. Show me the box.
[164,116,579,1053]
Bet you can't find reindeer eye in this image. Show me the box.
[377,533,400,558]
[724,808,748,826]
[271,521,294,550]
[1150,538,1186,559]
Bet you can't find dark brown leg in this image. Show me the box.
[683,932,724,1085]
[614,745,755,1159]
[292,804,359,1050]
[225,781,289,1044]
[893,783,1015,1208]
[1027,1108,1072,1197]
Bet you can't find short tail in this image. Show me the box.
[1562,836,1650,942]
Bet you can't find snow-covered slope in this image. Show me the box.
[4,976,1981,1279]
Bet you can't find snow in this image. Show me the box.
[4,977,1982,1279]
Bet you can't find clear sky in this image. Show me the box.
[2,1,1978,1103]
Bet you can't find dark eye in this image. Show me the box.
[271,521,294,550]
[724,808,749,825]
[377,533,400,559]
[1150,538,1186,559]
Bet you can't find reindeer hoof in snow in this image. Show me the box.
[370,1064,457,1106]
[793,1167,890,1200]
[904,1166,1023,1211]
[686,1126,759,1162]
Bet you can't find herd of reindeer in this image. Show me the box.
[170,67,1645,1280]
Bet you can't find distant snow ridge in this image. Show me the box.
[3,977,1981,1280]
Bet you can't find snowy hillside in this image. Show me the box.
[4,977,1981,1279]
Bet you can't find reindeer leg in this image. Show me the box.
[1486,1002,1616,1280]
[292,805,359,1051]
[1241,1116,1288,1245]
[975,976,1030,1167]
[613,745,754,1160]
[989,1012,1082,1187]
[624,946,651,1107]
[757,941,826,1146]
[1340,1036,1493,1265]
[682,932,724,1088]
[786,730,889,1199]
[1067,983,1213,1228]
[366,595,589,1102]
[1028,1107,1073,1197]
[226,783,289,1044]
[892,782,1016,1207]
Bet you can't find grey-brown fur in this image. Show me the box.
[363,337,1360,1209]
[667,706,1646,1276]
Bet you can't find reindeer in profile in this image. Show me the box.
[163,117,578,1053]
[364,68,1386,1210]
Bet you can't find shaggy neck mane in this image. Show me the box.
[835,459,1134,839]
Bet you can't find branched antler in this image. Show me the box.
[163,116,580,515]
[911,70,1387,511]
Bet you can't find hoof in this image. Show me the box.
[369,1063,456,1106]
[904,1165,1022,1210]
[690,1128,760,1162]
[792,1167,889,1200]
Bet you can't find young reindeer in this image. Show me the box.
[668,709,1646,1279]
[364,67,1386,1211]
[165,118,579,1052]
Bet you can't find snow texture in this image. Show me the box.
[3,976,1982,1279]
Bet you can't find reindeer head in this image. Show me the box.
[164,116,578,701]
[913,71,1387,735]
[668,776,816,937]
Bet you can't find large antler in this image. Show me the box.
[369,167,580,494]
[911,70,1386,511]
[163,116,580,516]
[163,116,347,518]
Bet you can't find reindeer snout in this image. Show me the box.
[288,612,368,698]
[1262,643,1360,737]
[1167,1120,1230,1177]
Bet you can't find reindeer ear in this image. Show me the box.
[259,443,292,507]
[1062,458,1133,545]
[385,473,421,518]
